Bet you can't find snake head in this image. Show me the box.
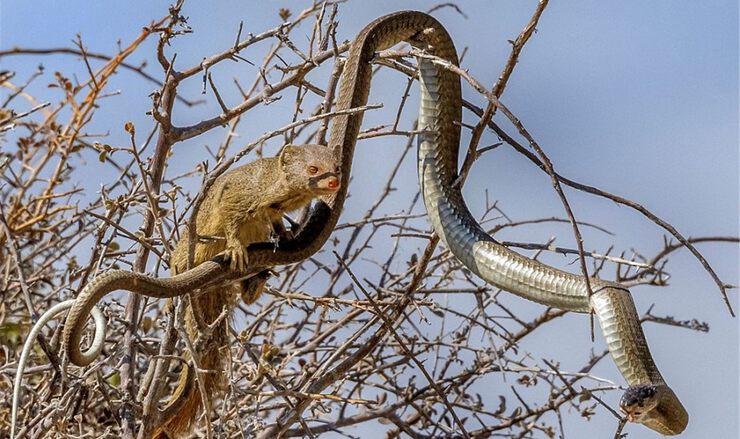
[620,385,660,423]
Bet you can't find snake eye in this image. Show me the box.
[308,166,318,175]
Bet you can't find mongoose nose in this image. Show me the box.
[327,176,339,189]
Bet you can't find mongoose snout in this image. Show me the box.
[310,172,340,193]
[326,175,339,189]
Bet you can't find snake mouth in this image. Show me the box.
[620,406,640,423]
[620,403,653,424]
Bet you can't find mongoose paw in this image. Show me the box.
[225,244,248,272]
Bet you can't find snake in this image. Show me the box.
[12,10,687,437]
[409,11,689,435]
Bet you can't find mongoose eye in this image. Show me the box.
[308,166,319,175]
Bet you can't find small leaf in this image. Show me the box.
[141,316,153,333]
[107,370,121,387]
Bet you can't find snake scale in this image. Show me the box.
[12,10,687,437]
[409,11,688,435]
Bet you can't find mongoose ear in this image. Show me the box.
[279,144,300,167]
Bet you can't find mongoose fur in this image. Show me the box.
[154,144,339,438]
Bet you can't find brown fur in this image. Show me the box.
[154,144,339,438]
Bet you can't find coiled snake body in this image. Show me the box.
[13,10,687,437]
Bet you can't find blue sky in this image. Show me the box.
[2,1,737,437]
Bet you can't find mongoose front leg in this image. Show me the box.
[224,222,247,272]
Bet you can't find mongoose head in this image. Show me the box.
[279,144,340,195]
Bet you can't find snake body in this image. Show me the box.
[411,11,688,435]
[63,258,232,365]
[26,10,684,436]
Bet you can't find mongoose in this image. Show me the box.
[155,143,339,438]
